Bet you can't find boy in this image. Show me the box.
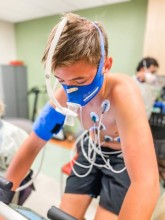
[1,13,159,220]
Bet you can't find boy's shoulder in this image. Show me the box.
[108,72,139,92]
[109,72,134,81]
[105,72,141,105]
[106,73,144,114]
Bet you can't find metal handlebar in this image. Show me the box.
[0,176,77,220]
[47,206,77,220]
[0,176,13,191]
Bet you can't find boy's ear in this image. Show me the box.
[103,57,113,73]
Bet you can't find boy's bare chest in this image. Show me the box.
[79,105,118,137]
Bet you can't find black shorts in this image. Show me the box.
[65,142,130,215]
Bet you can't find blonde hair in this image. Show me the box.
[0,99,5,118]
[42,13,108,71]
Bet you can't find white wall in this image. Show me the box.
[143,0,165,75]
[0,20,16,64]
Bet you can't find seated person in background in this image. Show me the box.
[0,99,28,170]
[0,99,34,205]
[133,57,160,119]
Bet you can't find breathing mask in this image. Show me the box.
[143,60,157,85]
[145,72,157,85]
[62,24,104,106]
[45,18,105,126]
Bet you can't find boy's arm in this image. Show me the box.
[113,77,160,220]
[5,100,66,191]
[5,131,46,190]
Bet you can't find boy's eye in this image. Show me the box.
[59,80,65,83]
[54,75,88,85]
[54,76,64,83]
[75,79,87,85]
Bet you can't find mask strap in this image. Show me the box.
[92,23,105,69]
[92,23,105,58]
[45,18,77,117]
[143,59,148,72]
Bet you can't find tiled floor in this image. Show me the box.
[24,139,165,220]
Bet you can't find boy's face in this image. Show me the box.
[54,59,97,86]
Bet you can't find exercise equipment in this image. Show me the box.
[149,89,165,188]
[28,86,47,122]
[0,176,77,220]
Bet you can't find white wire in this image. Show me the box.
[45,18,67,111]
[70,109,126,177]
[96,114,126,173]
[71,133,126,176]
[79,106,85,130]
[70,131,96,178]
[16,147,46,192]
[45,17,77,117]
[71,162,94,178]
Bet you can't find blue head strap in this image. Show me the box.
[62,23,105,106]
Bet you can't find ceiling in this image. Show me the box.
[0,0,130,23]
